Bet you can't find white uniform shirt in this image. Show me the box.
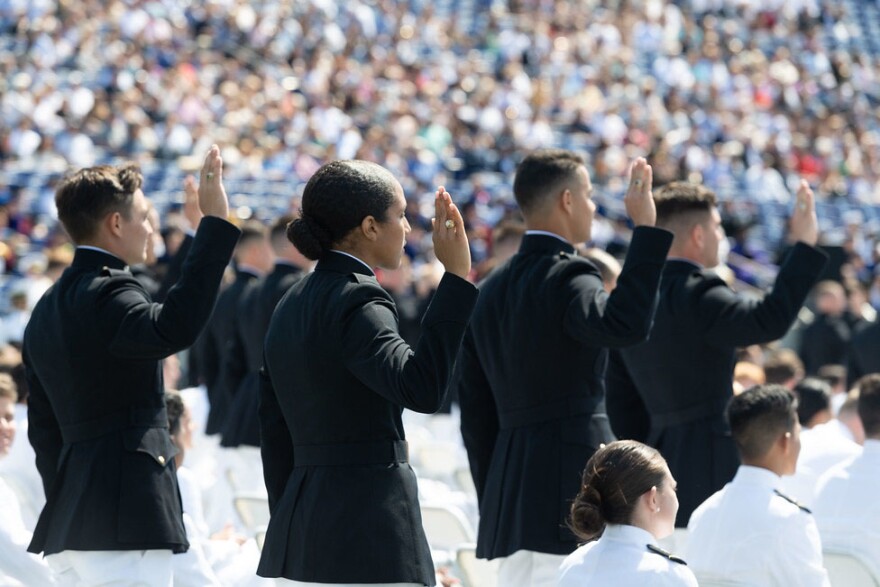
[687,465,830,587]
[813,439,880,576]
[0,477,55,586]
[557,524,698,587]
[781,420,861,505]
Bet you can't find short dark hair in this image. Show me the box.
[55,163,143,243]
[793,377,832,426]
[856,373,880,438]
[513,149,585,216]
[165,390,185,436]
[569,440,668,541]
[763,349,804,385]
[235,219,268,255]
[287,160,398,260]
[653,181,717,231]
[816,364,846,389]
[727,384,798,461]
[271,215,295,253]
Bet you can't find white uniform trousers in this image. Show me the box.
[46,549,172,587]
[497,549,567,587]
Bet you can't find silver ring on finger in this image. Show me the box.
[206,172,214,181]
[633,179,642,187]
[445,219,455,230]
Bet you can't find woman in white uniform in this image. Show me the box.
[557,440,698,587]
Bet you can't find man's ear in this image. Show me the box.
[106,211,123,238]
[691,221,704,249]
[360,215,379,242]
[560,188,573,215]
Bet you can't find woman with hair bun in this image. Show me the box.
[558,440,698,587]
[257,160,476,586]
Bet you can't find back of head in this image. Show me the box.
[55,163,143,244]
[580,247,622,290]
[164,390,185,436]
[793,377,832,427]
[513,149,584,217]
[812,280,846,316]
[763,349,804,386]
[856,373,880,439]
[569,440,667,541]
[287,160,398,260]
[271,215,295,255]
[727,384,797,462]
[653,181,716,234]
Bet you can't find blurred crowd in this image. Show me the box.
[4,0,880,331]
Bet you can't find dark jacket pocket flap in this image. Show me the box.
[122,427,179,466]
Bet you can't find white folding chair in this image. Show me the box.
[255,525,267,552]
[695,577,760,587]
[420,503,475,552]
[824,549,880,587]
[233,492,270,533]
[455,543,498,587]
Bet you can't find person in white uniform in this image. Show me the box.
[0,374,56,586]
[557,440,698,587]
[687,384,830,586]
[813,373,880,577]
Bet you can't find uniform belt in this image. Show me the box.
[650,396,730,429]
[294,439,409,467]
[59,407,169,444]
[497,395,605,429]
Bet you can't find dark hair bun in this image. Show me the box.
[570,484,606,541]
[287,215,331,260]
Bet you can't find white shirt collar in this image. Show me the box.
[602,523,658,547]
[330,250,373,272]
[524,230,571,245]
[733,465,782,489]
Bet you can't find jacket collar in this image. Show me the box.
[72,247,127,271]
[315,250,375,277]
[518,233,576,256]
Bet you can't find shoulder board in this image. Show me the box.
[352,273,377,284]
[773,489,812,513]
[100,266,131,278]
[647,543,688,565]
[558,251,574,260]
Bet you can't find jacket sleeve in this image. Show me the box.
[100,217,240,360]
[563,226,672,347]
[455,327,499,504]
[23,354,62,497]
[258,365,293,511]
[700,243,828,347]
[341,272,478,414]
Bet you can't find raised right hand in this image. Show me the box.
[198,145,229,219]
[624,157,656,227]
[431,186,471,279]
[788,179,818,246]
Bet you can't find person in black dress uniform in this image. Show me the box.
[22,147,240,585]
[455,150,673,586]
[258,160,477,586]
[606,179,828,527]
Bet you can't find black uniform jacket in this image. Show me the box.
[455,227,672,559]
[607,242,828,527]
[257,251,477,584]
[23,217,240,554]
[204,268,260,435]
[221,262,304,447]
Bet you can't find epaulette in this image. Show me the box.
[774,489,812,513]
[647,543,688,565]
[100,266,130,278]
[352,273,376,284]
[558,250,574,260]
